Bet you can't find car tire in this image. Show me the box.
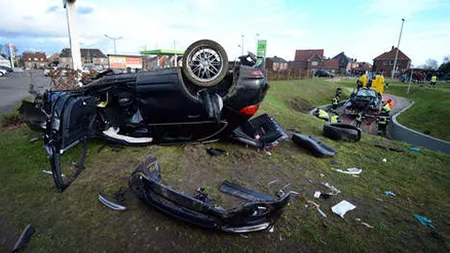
[182,39,229,87]
[323,123,362,142]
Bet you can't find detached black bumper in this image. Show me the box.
[129,156,290,233]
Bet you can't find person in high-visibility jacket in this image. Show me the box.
[430,74,437,87]
[384,99,393,109]
[331,95,340,112]
[371,72,384,95]
[314,108,330,121]
[330,114,340,123]
[355,111,365,127]
[381,101,391,113]
[359,73,368,88]
[376,111,390,135]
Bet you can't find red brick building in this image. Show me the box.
[322,59,339,73]
[265,56,288,71]
[23,52,47,69]
[373,46,411,77]
[289,49,325,76]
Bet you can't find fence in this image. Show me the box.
[265,69,312,81]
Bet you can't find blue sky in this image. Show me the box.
[0,0,449,65]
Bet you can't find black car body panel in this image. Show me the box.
[129,156,290,233]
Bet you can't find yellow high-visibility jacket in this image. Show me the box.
[359,74,368,88]
[431,76,437,82]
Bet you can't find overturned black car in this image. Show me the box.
[22,40,288,193]
[344,88,382,115]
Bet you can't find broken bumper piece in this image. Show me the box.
[230,113,288,149]
[129,156,290,233]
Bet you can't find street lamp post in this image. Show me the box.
[63,0,82,71]
[391,18,406,79]
[255,33,260,53]
[104,34,122,54]
[241,35,245,55]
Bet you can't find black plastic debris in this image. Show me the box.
[128,155,291,233]
[206,147,227,156]
[98,193,127,211]
[292,133,336,158]
[11,223,35,253]
[230,114,288,149]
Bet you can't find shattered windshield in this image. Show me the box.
[357,89,376,97]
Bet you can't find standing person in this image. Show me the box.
[430,73,437,87]
[331,95,340,112]
[335,86,343,97]
[359,72,368,88]
[417,72,423,83]
[355,111,365,127]
[376,111,390,135]
[381,101,391,113]
[384,99,393,109]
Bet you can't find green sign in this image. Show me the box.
[257,40,267,58]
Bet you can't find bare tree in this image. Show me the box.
[422,58,438,70]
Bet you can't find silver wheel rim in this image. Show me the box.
[186,46,224,83]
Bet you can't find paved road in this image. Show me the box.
[0,70,50,114]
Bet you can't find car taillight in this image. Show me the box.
[239,104,260,116]
[250,70,264,77]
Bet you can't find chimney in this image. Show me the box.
[391,46,394,50]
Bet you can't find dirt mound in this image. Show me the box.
[289,98,313,113]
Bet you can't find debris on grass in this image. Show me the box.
[320,173,325,177]
[268,226,275,233]
[384,191,396,197]
[206,147,228,156]
[332,168,362,175]
[12,223,35,253]
[413,214,435,229]
[307,200,327,217]
[331,200,356,218]
[29,137,40,143]
[374,144,405,152]
[381,158,387,163]
[314,191,321,199]
[42,169,65,177]
[331,160,340,165]
[361,222,374,229]
[410,146,421,152]
[322,182,341,195]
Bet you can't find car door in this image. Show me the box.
[43,91,97,192]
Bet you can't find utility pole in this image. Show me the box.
[391,18,406,79]
[8,43,14,68]
[256,33,260,53]
[104,34,122,54]
[173,40,177,67]
[241,35,245,55]
[63,0,82,71]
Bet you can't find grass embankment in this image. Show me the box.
[0,79,449,252]
[338,79,450,141]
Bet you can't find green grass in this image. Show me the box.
[337,78,450,141]
[0,79,449,252]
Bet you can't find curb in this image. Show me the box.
[389,100,450,155]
